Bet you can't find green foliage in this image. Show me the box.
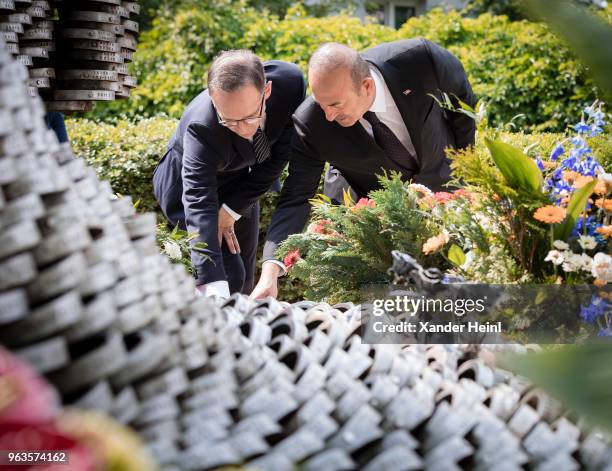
[155,222,207,274]
[499,344,612,433]
[485,138,543,194]
[554,180,598,241]
[397,9,601,131]
[84,2,606,132]
[67,117,176,212]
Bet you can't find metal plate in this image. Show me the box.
[22,5,45,17]
[66,49,123,63]
[73,380,114,412]
[66,38,120,52]
[53,89,115,100]
[120,49,132,62]
[1,13,32,24]
[15,336,69,374]
[0,23,24,34]
[0,289,29,325]
[48,332,128,394]
[28,76,50,87]
[57,68,118,81]
[66,11,120,24]
[22,40,55,51]
[64,291,117,342]
[0,291,82,346]
[44,100,95,111]
[27,252,87,302]
[29,66,54,77]
[118,35,136,50]
[16,54,32,66]
[31,1,49,10]
[58,79,122,92]
[60,27,115,42]
[111,386,140,424]
[121,19,138,33]
[75,21,124,34]
[0,219,41,260]
[5,42,18,54]
[95,4,128,18]
[122,1,140,15]
[1,31,19,43]
[0,252,36,290]
[19,46,48,58]
[0,0,15,10]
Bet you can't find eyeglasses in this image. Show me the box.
[215,88,266,128]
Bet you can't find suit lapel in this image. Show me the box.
[363,55,429,168]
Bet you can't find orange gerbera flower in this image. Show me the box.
[596,225,612,239]
[562,170,580,184]
[422,231,449,255]
[594,179,609,196]
[533,205,566,224]
[540,160,557,170]
[573,175,595,189]
[595,199,612,212]
[283,249,301,270]
[594,278,607,287]
[351,198,376,212]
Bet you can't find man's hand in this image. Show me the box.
[250,262,282,299]
[218,206,240,254]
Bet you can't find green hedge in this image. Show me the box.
[67,117,175,212]
[89,3,607,131]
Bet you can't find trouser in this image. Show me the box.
[221,200,260,295]
[323,165,358,205]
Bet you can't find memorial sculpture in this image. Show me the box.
[0,33,611,470]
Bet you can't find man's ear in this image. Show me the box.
[363,77,375,97]
[264,80,272,100]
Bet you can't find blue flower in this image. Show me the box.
[590,124,603,137]
[580,296,610,325]
[598,327,612,337]
[550,145,564,161]
[570,136,586,148]
[536,158,545,171]
[574,121,590,134]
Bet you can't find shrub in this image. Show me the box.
[67,117,176,212]
[86,3,605,132]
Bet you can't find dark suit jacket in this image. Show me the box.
[263,38,476,260]
[152,60,306,284]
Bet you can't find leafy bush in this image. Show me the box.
[67,117,176,212]
[85,2,606,132]
[397,9,600,131]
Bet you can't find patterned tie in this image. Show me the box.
[252,127,271,164]
[363,111,418,174]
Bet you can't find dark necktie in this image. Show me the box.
[252,127,271,164]
[363,111,417,173]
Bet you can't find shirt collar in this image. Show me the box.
[368,65,387,114]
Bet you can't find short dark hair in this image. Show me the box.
[207,50,265,94]
[309,43,370,90]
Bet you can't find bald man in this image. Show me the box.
[251,38,476,299]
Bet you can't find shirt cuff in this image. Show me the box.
[200,280,231,298]
[263,259,287,277]
[222,203,242,221]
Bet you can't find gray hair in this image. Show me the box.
[207,50,265,94]
[308,42,370,90]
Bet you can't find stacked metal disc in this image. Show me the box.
[0,0,55,98]
[46,0,139,112]
[1,39,612,471]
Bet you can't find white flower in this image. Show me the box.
[578,253,593,272]
[476,102,486,122]
[591,252,612,282]
[578,235,597,250]
[552,240,569,251]
[163,240,182,260]
[460,250,475,270]
[562,253,583,272]
[544,250,564,266]
[407,183,433,197]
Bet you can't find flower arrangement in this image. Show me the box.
[277,101,610,336]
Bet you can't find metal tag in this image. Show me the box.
[64,291,117,342]
[0,253,36,290]
[122,2,140,15]
[44,100,96,112]
[0,31,18,43]
[16,54,32,66]
[15,335,69,374]
[53,89,115,100]
[60,27,116,42]
[1,13,32,24]
[57,68,118,81]
[66,11,120,24]
[67,38,120,52]
[75,21,123,34]
[0,0,15,9]
[67,49,123,63]
[29,66,55,78]
[28,77,50,88]
[118,35,136,50]
[23,5,45,18]
[0,288,29,325]
[121,19,138,33]
[73,380,114,413]
[0,218,41,259]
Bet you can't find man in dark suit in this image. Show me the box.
[251,38,476,299]
[153,50,305,298]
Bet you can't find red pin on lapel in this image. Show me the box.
[403,88,412,95]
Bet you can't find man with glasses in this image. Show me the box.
[153,50,305,298]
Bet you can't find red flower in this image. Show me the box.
[433,192,454,204]
[307,219,332,234]
[283,249,301,270]
[352,198,376,211]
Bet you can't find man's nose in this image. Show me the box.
[323,106,338,122]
